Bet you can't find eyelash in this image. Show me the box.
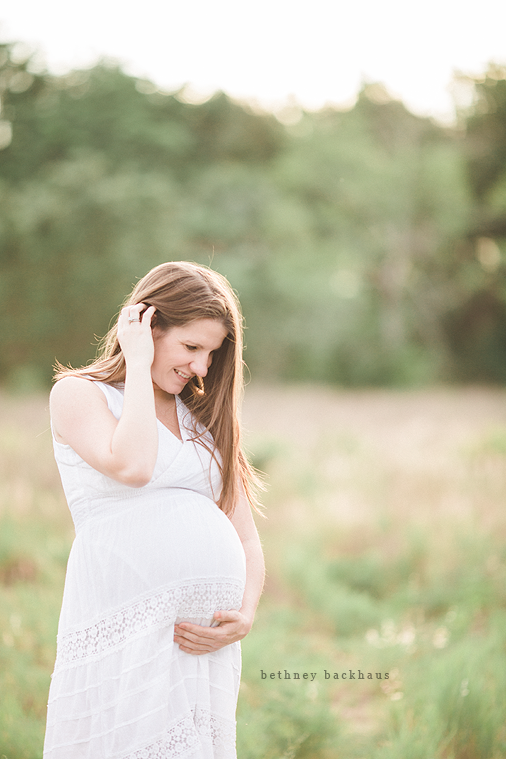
[184,345,215,357]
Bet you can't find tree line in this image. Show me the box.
[1,42,506,388]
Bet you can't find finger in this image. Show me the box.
[129,304,144,321]
[212,610,240,623]
[174,625,221,643]
[124,303,146,318]
[178,644,212,656]
[120,306,142,325]
[174,634,209,649]
[174,633,226,654]
[122,304,143,314]
[174,635,216,653]
[175,620,218,634]
[175,611,237,633]
[176,639,216,652]
[141,305,156,325]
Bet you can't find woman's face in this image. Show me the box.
[151,318,228,395]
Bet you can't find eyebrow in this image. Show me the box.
[181,338,222,350]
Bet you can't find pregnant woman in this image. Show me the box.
[44,261,265,759]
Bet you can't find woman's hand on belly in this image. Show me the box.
[174,610,252,654]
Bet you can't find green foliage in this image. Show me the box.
[1,42,506,385]
[239,607,338,758]
[3,388,506,757]
[379,631,506,759]
[459,64,506,201]
[283,523,506,641]
[278,514,506,757]
[279,525,506,757]
[0,515,71,759]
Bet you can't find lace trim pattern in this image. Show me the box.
[123,714,198,759]
[123,707,236,759]
[193,706,236,749]
[56,581,243,667]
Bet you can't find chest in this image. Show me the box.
[155,397,182,440]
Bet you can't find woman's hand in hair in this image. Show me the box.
[50,301,159,487]
[117,304,156,369]
[173,610,253,654]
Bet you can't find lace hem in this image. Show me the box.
[194,706,235,749]
[122,707,236,759]
[56,581,243,667]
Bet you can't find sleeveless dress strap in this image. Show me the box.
[93,381,125,420]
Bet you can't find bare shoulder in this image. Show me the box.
[50,376,106,410]
[50,377,110,444]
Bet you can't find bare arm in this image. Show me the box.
[50,304,158,487]
[228,485,265,628]
[174,485,265,654]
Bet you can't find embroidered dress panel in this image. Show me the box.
[44,383,246,759]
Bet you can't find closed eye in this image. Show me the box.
[185,344,198,352]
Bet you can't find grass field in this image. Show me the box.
[1,385,506,758]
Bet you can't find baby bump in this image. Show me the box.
[138,489,246,584]
[65,490,246,624]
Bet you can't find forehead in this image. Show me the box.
[170,319,228,348]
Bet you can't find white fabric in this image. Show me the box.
[44,383,246,759]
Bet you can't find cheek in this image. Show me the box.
[152,341,175,367]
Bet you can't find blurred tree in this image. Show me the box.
[0,45,285,383]
[460,64,506,203]
[235,88,471,384]
[441,64,506,381]
[1,51,284,185]
[1,41,506,387]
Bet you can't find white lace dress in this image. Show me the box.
[44,383,246,759]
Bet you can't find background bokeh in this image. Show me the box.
[1,34,506,759]
[1,45,506,388]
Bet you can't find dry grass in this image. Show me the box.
[239,384,506,757]
[0,392,69,522]
[2,384,506,758]
[243,383,506,527]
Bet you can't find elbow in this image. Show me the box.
[126,475,152,489]
[116,463,154,488]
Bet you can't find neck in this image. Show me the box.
[153,386,175,404]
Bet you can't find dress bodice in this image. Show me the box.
[52,382,222,531]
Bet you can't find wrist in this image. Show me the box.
[124,362,153,381]
[239,608,255,630]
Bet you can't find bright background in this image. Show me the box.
[2,0,506,122]
[2,5,506,757]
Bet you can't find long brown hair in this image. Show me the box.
[54,261,260,515]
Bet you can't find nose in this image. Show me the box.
[189,354,211,378]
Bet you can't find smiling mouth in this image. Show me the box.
[174,369,191,380]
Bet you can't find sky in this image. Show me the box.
[1,0,506,124]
